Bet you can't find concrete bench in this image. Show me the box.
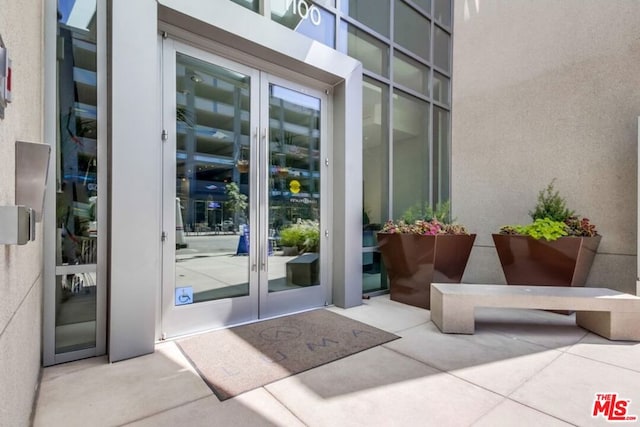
[430,283,640,341]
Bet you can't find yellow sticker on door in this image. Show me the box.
[289,180,301,194]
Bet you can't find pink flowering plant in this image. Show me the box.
[380,219,470,235]
[380,200,470,235]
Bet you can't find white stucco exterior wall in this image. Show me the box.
[0,0,45,424]
[452,0,640,294]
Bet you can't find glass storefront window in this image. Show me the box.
[434,0,451,27]
[434,26,450,72]
[410,0,431,13]
[314,0,336,7]
[345,23,390,77]
[393,50,429,95]
[271,0,336,47]
[230,0,260,12]
[433,106,450,202]
[433,71,449,105]
[55,0,98,354]
[392,89,429,219]
[362,77,389,293]
[341,0,390,37]
[394,0,430,61]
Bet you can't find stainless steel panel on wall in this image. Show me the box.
[15,141,50,222]
[109,0,159,362]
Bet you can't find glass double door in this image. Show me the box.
[161,40,327,338]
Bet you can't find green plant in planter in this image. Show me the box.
[499,179,598,240]
[499,218,568,241]
[565,216,598,237]
[279,219,320,253]
[528,179,574,222]
[494,179,602,289]
[401,200,452,224]
[441,223,470,235]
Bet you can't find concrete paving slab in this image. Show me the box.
[474,307,589,349]
[265,345,503,427]
[125,389,305,427]
[33,345,212,427]
[567,333,640,372]
[40,355,108,382]
[509,352,640,426]
[327,295,429,334]
[472,399,573,426]
[384,322,564,396]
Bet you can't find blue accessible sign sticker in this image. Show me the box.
[175,287,193,306]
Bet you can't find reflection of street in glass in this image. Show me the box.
[176,235,239,257]
[174,234,300,299]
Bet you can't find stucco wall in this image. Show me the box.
[0,0,44,425]
[452,0,640,294]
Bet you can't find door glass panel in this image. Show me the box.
[175,53,251,304]
[268,84,321,292]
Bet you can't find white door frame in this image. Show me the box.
[160,38,330,338]
[109,0,362,362]
[258,72,330,319]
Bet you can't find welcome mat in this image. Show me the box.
[176,309,399,400]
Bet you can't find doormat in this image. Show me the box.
[176,309,399,400]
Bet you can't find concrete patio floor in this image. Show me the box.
[33,295,640,426]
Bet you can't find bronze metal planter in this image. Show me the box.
[434,234,477,283]
[377,233,436,309]
[492,234,601,287]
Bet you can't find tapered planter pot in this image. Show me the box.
[492,234,601,287]
[377,233,436,309]
[434,234,477,283]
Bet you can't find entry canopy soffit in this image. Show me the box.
[157,0,361,86]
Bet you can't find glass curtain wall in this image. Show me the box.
[227,0,454,294]
[342,0,453,293]
[55,0,99,353]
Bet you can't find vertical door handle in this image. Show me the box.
[261,127,267,272]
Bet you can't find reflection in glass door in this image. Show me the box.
[161,40,327,337]
[174,53,252,303]
[260,81,326,318]
[162,44,259,337]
